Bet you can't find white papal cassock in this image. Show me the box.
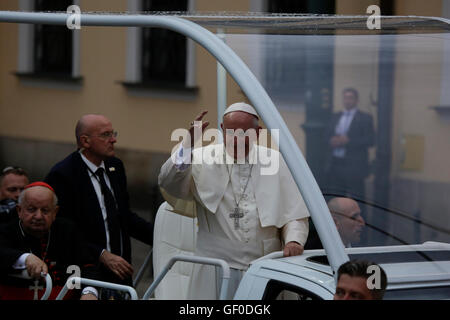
[158,142,310,299]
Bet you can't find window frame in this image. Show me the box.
[16,0,81,84]
[124,0,197,98]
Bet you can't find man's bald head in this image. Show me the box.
[328,197,365,245]
[75,114,111,147]
[328,197,360,217]
[75,114,117,165]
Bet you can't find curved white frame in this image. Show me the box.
[0,11,348,275]
[56,277,138,300]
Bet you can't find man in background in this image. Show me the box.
[334,260,387,300]
[305,197,365,249]
[324,88,375,200]
[0,167,29,223]
[45,114,153,299]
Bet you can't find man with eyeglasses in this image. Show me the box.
[45,114,153,299]
[0,167,29,223]
[305,197,365,249]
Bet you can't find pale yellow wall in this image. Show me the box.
[391,34,450,182]
[0,0,248,155]
[395,0,443,16]
[279,110,306,153]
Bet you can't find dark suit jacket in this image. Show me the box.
[45,151,153,276]
[325,109,375,178]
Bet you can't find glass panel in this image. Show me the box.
[201,15,450,250]
[384,286,450,300]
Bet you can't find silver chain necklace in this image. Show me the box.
[226,163,253,229]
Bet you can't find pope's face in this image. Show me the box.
[17,187,58,237]
[334,275,374,300]
[221,112,259,160]
[0,173,29,201]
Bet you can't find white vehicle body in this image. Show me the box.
[235,243,450,300]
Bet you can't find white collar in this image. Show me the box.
[79,150,106,175]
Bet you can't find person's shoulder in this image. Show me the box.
[49,151,81,173]
[106,156,123,166]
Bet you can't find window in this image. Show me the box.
[34,0,73,76]
[17,0,81,82]
[267,0,335,14]
[384,286,450,300]
[263,0,335,108]
[124,0,197,96]
[141,0,187,87]
[263,280,323,300]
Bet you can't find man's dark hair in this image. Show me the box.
[0,167,29,185]
[342,87,359,99]
[337,260,387,300]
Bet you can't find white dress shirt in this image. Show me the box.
[333,108,357,158]
[79,151,115,253]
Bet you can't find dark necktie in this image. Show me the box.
[95,167,122,256]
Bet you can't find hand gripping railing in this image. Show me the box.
[56,277,138,300]
[8,270,53,300]
[143,254,231,300]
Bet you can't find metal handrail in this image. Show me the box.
[8,270,53,300]
[56,277,138,300]
[250,251,285,265]
[133,248,153,288]
[143,254,231,300]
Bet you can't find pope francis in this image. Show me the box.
[158,102,310,299]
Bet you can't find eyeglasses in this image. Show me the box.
[86,131,118,140]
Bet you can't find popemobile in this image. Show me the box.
[0,10,449,300]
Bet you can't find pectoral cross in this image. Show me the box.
[229,207,244,230]
[29,280,43,300]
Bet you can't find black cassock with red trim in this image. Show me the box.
[0,217,97,300]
